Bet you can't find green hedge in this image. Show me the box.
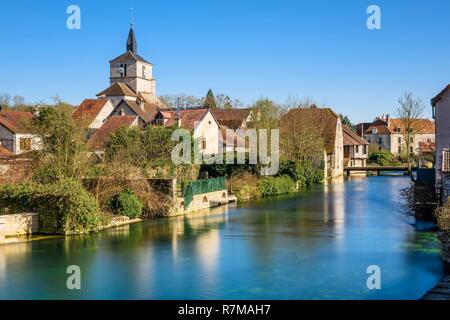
[0,183,36,214]
[110,188,143,218]
[0,179,101,235]
[257,175,295,197]
[278,160,323,185]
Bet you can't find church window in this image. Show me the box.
[142,65,146,78]
[119,63,127,77]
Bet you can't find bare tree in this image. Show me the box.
[159,94,203,109]
[12,95,25,108]
[396,92,424,176]
[0,93,11,109]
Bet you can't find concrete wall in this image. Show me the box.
[177,190,228,214]
[0,213,38,237]
[330,119,344,178]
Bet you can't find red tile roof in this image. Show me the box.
[0,110,33,133]
[388,118,435,134]
[158,109,210,130]
[89,116,137,150]
[72,98,109,124]
[211,108,252,129]
[419,141,435,153]
[361,118,435,135]
[343,124,368,146]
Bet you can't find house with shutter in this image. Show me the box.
[343,124,368,168]
[0,110,41,155]
[357,115,435,155]
[153,108,219,156]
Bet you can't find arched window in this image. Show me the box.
[202,196,208,203]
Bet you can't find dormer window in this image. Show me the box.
[372,128,377,134]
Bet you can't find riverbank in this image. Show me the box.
[421,276,450,300]
[0,176,442,299]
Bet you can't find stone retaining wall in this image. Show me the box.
[0,213,39,237]
[177,190,228,214]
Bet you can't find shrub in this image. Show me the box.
[257,175,295,197]
[368,150,400,166]
[278,160,323,185]
[110,188,143,218]
[0,179,102,234]
[436,200,450,233]
[37,179,102,235]
[0,183,36,214]
[231,172,260,202]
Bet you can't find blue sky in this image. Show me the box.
[0,0,449,122]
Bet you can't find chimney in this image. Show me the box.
[386,114,390,126]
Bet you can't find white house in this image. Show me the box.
[153,108,220,156]
[72,98,115,135]
[0,110,41,155]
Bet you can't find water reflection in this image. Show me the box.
[0,176,444,299]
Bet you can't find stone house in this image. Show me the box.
[0,110,41,155]
[72,98,115,136]
[89,115,140,151]
[343,124,368,168]
[153,108,220,156]
[357,115,435,155]
[431,85,450,198]
[280,107,344,179]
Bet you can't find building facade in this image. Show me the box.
[357,115,435,156]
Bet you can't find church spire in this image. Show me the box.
[126,16,137,54]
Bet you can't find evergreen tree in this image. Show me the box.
[204,89,217,109]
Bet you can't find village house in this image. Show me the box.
[0,110,41,155]
[72,98,115,136]
[281,107,344,179]
[431,85,450,200]
[153,108,219,156]
[357,115,435,156]
[89,115,141,151]
[343,124,368,168]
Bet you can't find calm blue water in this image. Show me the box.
[0,176,443,299]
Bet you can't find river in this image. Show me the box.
[0,176,444,299]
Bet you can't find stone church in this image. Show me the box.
[95,25,167,122]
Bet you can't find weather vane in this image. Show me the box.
[130,7,134,27]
